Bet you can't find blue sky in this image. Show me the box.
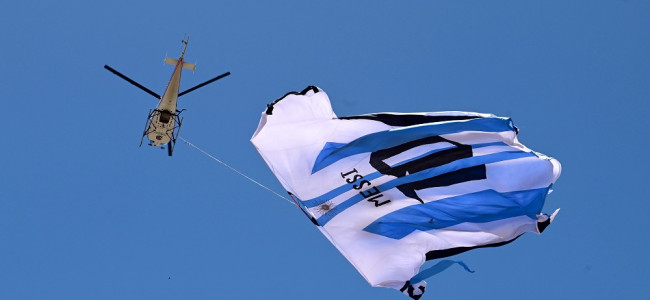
[1,1,648,299]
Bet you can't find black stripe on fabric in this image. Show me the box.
[409,165,487,190]
[400,281,410,292]
[537,217,551,233]
[415,286,425,300]
[265,86,320,115]
[339,113,482,127]
[425,235,522,261]
[369,135,472,177]
[399,281,425,300]
[368,134,487,202]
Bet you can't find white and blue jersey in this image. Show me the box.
[251,86,561,299]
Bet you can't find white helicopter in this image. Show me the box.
[104,38,230,156]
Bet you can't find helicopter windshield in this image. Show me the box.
[159,111,172,124]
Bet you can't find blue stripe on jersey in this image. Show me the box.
[364,187,550,239]
[316,150,536,226]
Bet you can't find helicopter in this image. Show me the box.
[104,38,230,156]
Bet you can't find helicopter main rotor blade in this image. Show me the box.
[178,71,231,97]
[104,65,161,99]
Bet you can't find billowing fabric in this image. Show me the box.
[251,86,561,299]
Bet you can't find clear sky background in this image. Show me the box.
[1,1,648,299]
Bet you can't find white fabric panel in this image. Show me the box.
[251,87,561,299]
